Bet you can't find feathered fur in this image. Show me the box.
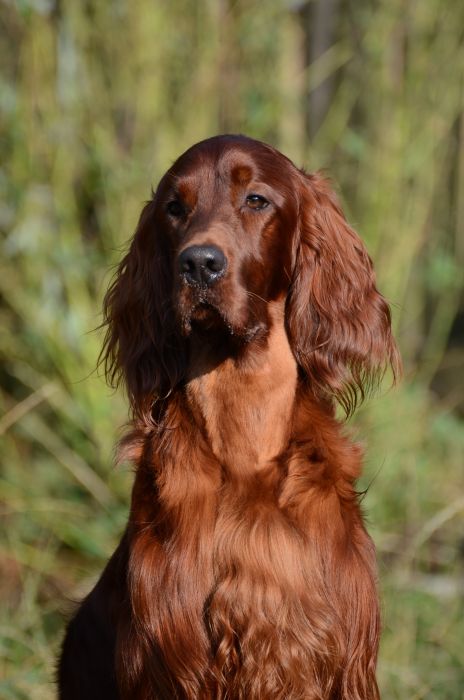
[59,135,400,700]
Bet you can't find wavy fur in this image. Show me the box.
[59,134,400,700]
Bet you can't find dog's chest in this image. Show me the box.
[187,321,298,472]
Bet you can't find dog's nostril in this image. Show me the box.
[205,254,223,272]
[178,245,227,287]
[181,258,195,274]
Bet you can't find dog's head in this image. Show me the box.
[102,135,400,418]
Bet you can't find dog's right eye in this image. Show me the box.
[246,194,269,210]
[166,200,185,217]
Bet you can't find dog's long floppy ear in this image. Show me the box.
[100,198,185,421]
[286,172,401,415]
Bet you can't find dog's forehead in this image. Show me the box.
[164,138,294,192]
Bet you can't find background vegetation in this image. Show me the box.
[1,0,463,697]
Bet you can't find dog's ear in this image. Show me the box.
[286,172,400,415]
[101,198,185,421]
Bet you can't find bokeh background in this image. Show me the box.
[1,1,463,698]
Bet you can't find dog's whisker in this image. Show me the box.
[245,290,269,305]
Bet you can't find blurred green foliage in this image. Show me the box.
[1,1,463,698]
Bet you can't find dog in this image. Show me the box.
[58,134,400,699]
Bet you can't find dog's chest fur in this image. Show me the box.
[187,303,298,473]
[125,306,374,698]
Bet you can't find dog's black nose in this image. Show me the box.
[178,245,227,287]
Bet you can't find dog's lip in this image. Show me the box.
[188,300,226,328]
[179,293,266,340]
[191,300,219,316]
[188,302,266,341]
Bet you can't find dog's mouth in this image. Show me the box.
[190,301,225,330]
[180,301,266,348]
[179,298,230,335]
[177,281,268,343]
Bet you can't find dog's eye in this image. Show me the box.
[166,200,185,217]
[246,194,269,210]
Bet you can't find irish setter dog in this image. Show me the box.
[59,135,400,699]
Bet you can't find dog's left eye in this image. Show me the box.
[166,200,185,217]
[246,194,269,210]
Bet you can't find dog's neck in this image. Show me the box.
[186,302,298,472]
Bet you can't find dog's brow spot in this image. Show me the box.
[231,165,253,185]
[176,182,197,208]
